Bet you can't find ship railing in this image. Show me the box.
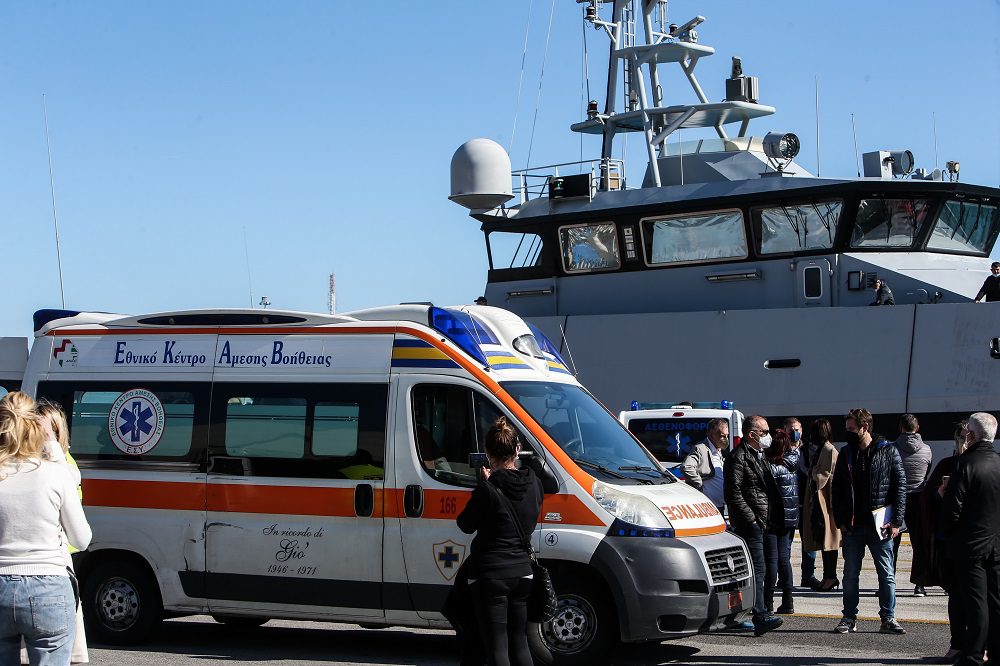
[511,158,625,203]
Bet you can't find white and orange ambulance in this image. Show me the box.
[20,304,752,663]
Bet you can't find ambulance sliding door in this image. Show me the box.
[392,375,509,621]
[205,380,389,619]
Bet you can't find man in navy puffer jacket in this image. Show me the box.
[831,408,907,636]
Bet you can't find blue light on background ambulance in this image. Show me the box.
[629,400,735,411]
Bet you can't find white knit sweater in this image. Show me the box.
[0,458,92,576]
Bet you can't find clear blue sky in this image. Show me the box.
[2,1,998,338]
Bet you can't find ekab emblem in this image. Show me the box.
[432,540,466,581]
[108,388,165,456]
[52,339,78,367]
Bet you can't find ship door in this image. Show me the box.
[795,260,831,307]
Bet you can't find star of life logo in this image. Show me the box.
[108,389,165,456]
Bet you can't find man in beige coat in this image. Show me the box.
[801,418,841,591]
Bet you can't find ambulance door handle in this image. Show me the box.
[354,484,374,518]
[404,484,424,518]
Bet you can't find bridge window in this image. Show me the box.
[558,223,620,273]
[642,209,747,265]
[851,197,931,248]
[487,232,544,269]
[926,199,1000,255]
[751,201,840,254]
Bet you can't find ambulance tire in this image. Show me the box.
[212,615,270,628]
[82,558,163,645]
[527,574,614,666]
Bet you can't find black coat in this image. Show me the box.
[975,274,1000,302]
[941,440,1000,560]
[724,442,780,532]
[831,436,906,530]
[768,449,801,529]
[457,459,558,579]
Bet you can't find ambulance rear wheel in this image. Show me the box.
[82,558,163,645]
[528,576,613,665]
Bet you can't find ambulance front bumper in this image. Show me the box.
[590,531,753,643]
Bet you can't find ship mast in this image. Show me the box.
[576,0,775,187]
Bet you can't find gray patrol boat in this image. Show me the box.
[450,1,1000,450]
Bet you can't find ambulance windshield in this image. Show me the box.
[502,382,673,485]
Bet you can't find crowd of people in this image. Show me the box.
[682,408,998,665]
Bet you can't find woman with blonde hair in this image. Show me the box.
[36,400,88,665]
[0,392,91,665]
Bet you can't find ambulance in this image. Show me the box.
[619,401,746,472]
[18,305,752,664]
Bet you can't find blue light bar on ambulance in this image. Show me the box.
[630,400,734,411]
[429,307,490,366]
[526,323,571,370]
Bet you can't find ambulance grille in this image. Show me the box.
[705,546,750,584]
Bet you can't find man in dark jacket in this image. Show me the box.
[831,408,907,635]
[724,414,782,636]
[973,262,1000,302]
[870,279,895,305]
[941,412,1000,666]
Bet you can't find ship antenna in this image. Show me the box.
[580,11,593,167]
[243,226,255,308]
[525,0,558,169]
[851,113,861,178]
[42,95,66,309]
[814,75,821,177]
[509,0,536,153]
[932,112,939,170]
[558,323,579,377]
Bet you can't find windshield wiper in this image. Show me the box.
[620,464,673,482]
[575,459,629,480]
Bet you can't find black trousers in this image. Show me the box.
[955,551,1000,665]
[734,523,768,618]
[471,577,533,666]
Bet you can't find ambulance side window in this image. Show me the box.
[411,384,509,488]
[212,383,387,480]
[34,381,207,464]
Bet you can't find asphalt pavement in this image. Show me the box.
[87,539,956,665]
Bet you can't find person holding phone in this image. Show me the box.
[456,417,558,666]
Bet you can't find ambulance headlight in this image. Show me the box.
[592,480,673,529]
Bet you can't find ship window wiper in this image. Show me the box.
[780,205,803,247]
[811,202,835,244]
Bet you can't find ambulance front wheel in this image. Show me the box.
[528,575,614,665]
[82,557,163,645]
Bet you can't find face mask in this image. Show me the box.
[791,430,801,443]
[758,433,772,449]
[845,432,860,447]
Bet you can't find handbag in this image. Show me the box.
[491,483,559,623]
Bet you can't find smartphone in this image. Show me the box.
[941,475,950,486]
[468,452,490,469]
